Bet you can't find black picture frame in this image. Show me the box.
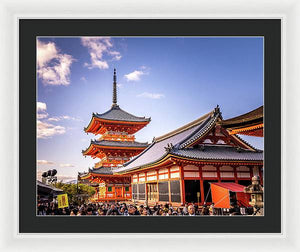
[19,19,281,233]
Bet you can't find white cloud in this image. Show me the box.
[117,83,123,88]
[37,102,47,112]
[37,120,66,139]
[48,115,83,122]
[81,37,121,70]
[37,101,70,139]
[124,70,145,81]
[137,92,165,99]
[37,41,57,68]
[37,102,49,119]
[37,112,49,119]
[60,163,75,167]
[108,50,122,61]
[56,175,77,182]
[37,40,74,85]
[37,160,55,165]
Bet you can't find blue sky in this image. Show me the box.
[37,37,263,181]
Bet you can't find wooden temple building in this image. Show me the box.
[221,106,263,137]
[78,69,150,202]
[114,106,263,206]
[78,70,263,206]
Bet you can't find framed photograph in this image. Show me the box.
[20,19,279,233]
[1,0,300,251]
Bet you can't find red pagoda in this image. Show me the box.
[79,69,150,202]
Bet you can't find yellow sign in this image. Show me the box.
[57,194,69,208]
[98,182,106,197]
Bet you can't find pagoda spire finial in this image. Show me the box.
[112,68,117,106]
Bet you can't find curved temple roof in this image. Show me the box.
[90,139,149,148]
[171,146,263,161]
[93,105,151,123]
[88,167,113,175]
[221,106,263,129]
[82,139,149,155]
[115,106,263,174]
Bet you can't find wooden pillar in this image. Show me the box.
[216,165,221,182]
[199,165,205,203]
[259,166,263,185]
[250,165,253,178]
[156,169,159,202]
[180,164,185,204]
[234,166,238,183]
[168,168,171,203]
[200,180,205,203]
[145,172,148,204]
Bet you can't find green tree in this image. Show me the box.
[55,182,96,204]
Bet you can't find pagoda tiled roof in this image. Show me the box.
[115,106,263,174]
[93,104,151,123]
[90,139,149,148]
[89,167,113,175]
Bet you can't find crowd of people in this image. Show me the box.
[37,201,253,216]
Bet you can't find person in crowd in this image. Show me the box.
[188,205,196,216]
[141,208,149,216]
[182,203,189,215]
[201,202,209,215]
[86,207,94,215]
[98,208,106,216]
[138,205,144,215]
[177,207,183,216]
[209,203,215,216]
[167,209,173,216]
[106,204,120,215]
[127,205,139,215]
[119,206,128,216]
[168,202,174,212]
[37,199,255,216]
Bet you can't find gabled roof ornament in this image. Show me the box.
[236,147,242,153]
[214,104,223,119]
[164,143,174,152]
[200,144,205,151]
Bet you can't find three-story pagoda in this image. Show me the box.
[79,69,150,202]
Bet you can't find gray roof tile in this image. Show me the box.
[178,114,218,149]
[115,123,202,173]
[171,146,263,161]
[115,107,263,173]
[89,167,113,175]
[94,105,151,122]
[91,140,149,148]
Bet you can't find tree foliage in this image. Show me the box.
[55,182,96,204]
